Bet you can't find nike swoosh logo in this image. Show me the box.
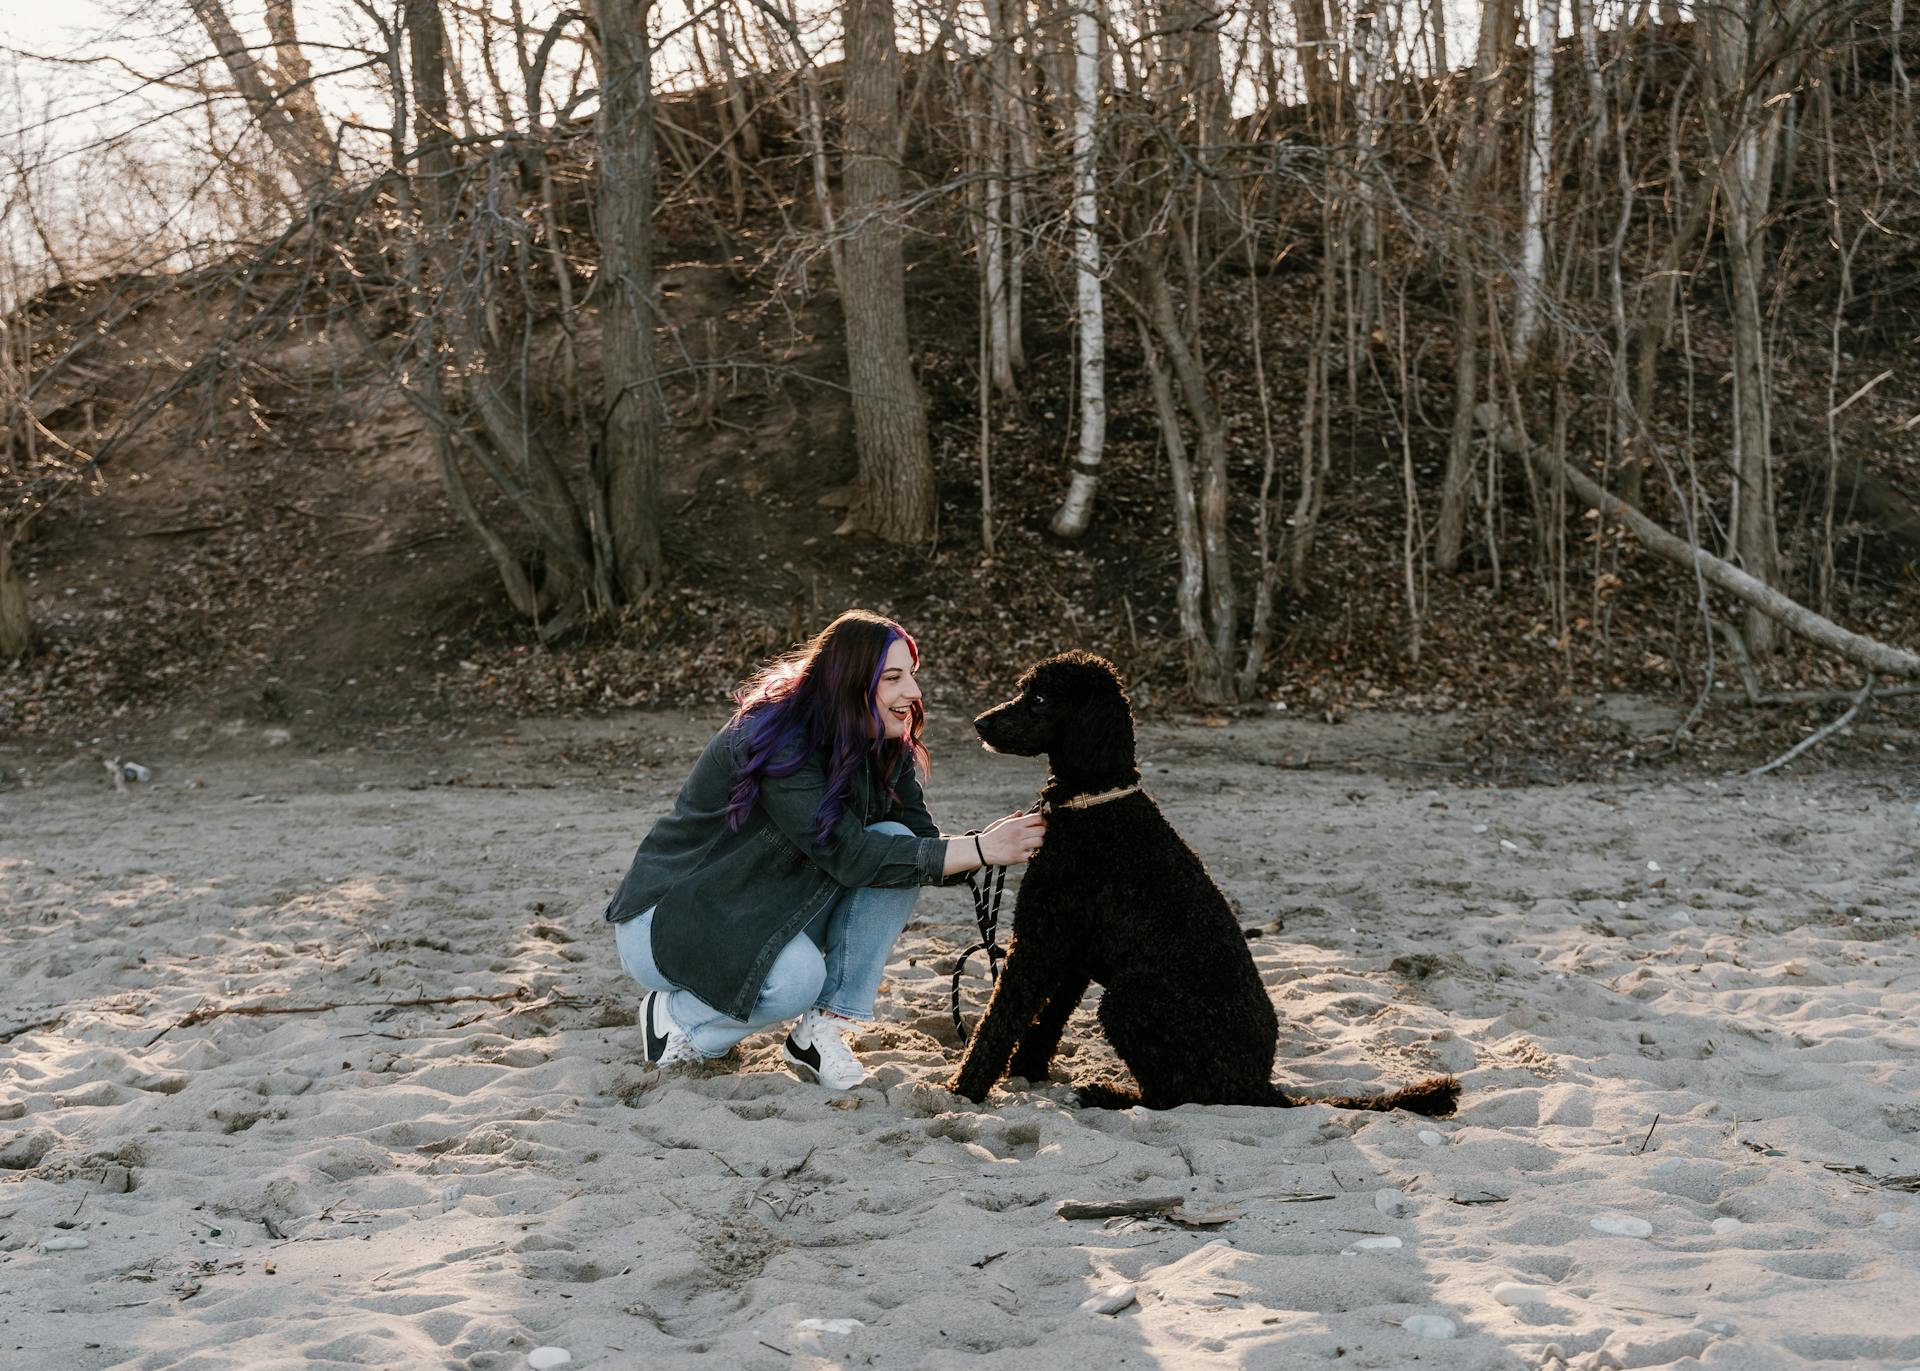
[787,1035,821,1073]
[644,994,670,1062]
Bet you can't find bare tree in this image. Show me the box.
[187,0,339,196]
[839,0,937,543]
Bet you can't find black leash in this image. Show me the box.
[949,856,1008,1040]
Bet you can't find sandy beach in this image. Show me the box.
[3,712,1918,1370]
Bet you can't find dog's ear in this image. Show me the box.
[1060,672,1137,779]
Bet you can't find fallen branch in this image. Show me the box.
[1717,621,1920,704]
[1531,451,1920,680]
[144,988,524,1047]
[1745,677,1876,777]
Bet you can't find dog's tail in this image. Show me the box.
[1259,1075,1461,1117]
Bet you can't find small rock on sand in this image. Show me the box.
[796,1319,865,1334]
[1418,1130,1444,1146]
[1590,1215,1653,1238]
[1347,1236,1402,1252]
[42,1235,89,1251]
[1492,1281,1551,1306]
[1080,1284,1138,1315]
[1403,1314,1456,1339]
[1711,1217,1743,1235]
[527,1349,571,1370]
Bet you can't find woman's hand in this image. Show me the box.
[978,811,1047,866]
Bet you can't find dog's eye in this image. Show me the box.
[1030,692,1047,705]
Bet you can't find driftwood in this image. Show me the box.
[1533,450,1920,681]
[1055,1195,1185,1220]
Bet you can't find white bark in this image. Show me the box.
[1894,0,1910,100]
[1511,0,1557,364]
[1051,0,1105,539]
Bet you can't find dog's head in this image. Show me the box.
[973,651,1138,782]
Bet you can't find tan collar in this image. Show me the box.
[1044,783,1143,813]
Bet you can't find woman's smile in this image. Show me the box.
[875,638,922,738]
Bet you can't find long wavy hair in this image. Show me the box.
[726,609,928,848]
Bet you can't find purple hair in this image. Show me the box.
[726,610,928,849]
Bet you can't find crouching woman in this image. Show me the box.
[605,609,1045,1089]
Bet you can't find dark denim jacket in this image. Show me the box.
[605,722,962,1020]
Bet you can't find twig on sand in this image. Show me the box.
[1742,677,1876,777]
[756,1341,791,1357]
[1056,1195,1186,1221]
[1633,1114,1662,1156]
[143,988,525,1047]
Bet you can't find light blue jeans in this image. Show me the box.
[614,820,923,1058]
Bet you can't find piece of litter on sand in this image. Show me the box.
[1711,1217,1742,1235]
[1375,1188,1409,1218]
[1492,1282,1552,1306]
[1591,1215,1653,1238]
[1080,1284,1138,1316]
[1500,839,1520,852]
[527,1349,571,1370]
[1418,1130,1444,1146]
[796,1319,865,1335]
[41,1235,89,1251]
[1403,1314,1456,1339]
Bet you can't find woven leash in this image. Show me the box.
[949,851,1008,1040]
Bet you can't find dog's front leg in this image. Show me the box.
[1007,973,1089,1084]
[948,946,1060,1104]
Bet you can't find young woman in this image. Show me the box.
[605,609,1046,1089]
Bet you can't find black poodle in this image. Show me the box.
[947,650,1460,1115]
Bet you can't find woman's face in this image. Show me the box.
[874,637,922,739]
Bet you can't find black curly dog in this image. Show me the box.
[946,651,1460,1115]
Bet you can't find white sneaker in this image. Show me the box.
[783,1009,869,1090]
[639,990,705,1070]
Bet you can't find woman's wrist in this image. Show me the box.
[973,834,988,869]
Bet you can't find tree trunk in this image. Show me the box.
[1511,0,1556,365]
[1701,0,1802,656]
[0,527,30,661]
[1050,0,1106,540]
[1291,0,1333,109]
[1435,0,1512,572]
[188,0,336,196]
[262,0,337,173]
[594,0,665,604]
[840,0,936,542]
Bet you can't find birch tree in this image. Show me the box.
[1510,0,1556,364]
[1050,0,1105,539]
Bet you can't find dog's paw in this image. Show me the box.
[943,1074,991,1106]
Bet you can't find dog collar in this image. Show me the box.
[1042,784,1143,815]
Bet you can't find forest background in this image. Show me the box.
[1,0,1917,776]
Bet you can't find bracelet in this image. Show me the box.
[973,834,988,868]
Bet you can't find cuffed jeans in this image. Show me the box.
[613,820,923,1059]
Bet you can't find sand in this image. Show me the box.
[3,712,1918,1370]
